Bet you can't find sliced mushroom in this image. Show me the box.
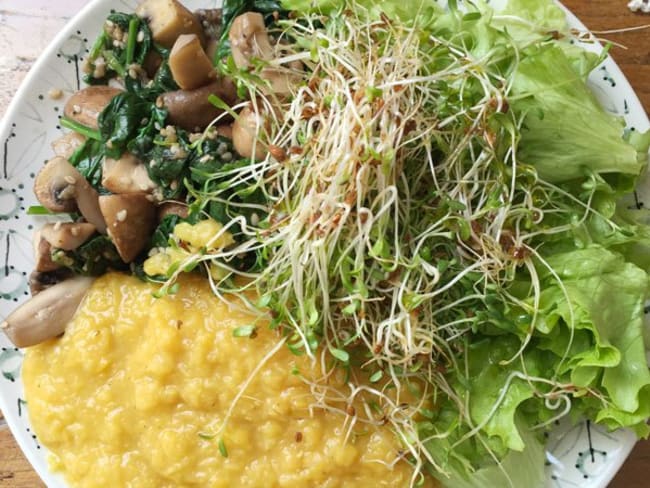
[102,153,157,194]
[157,201,189,221]
[28,269,73,296]
[33,230,60,273]
[232,105,268,161]
[41,222,96,251]
[229,12,274,68]
[136,0,204,48]
[64,86,122,130]
[51,132,86,160]
[161,78,238,131]
[99,194,156,263]
[169,34,216,90]
[0,276,95,348]
[34,157,107,234]
[216,124,233,140]
[229,13,302,96]
[34,157,80,213]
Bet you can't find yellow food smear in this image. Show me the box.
[23,273,434,488]
[143,219,234,277]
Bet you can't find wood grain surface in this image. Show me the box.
[1,1,650,487]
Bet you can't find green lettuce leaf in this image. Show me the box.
[511,45,648,183]
[438,419,545,488]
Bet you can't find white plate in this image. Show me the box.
[0,1,646,487]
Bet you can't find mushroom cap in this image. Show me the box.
[232,105,268,161]
[161,79,238,132]
[64,86,122,130]
[229,12,274,68]
[51,131,86,160]
[41,222,96,251]
[33,230,61,273]
[29,269,73,296]
[157,201,189,221]
[99,193,157,263]
[1,276,95,348]
[34,157,107,234]
[34,157,81,213]
[102,153,157,194]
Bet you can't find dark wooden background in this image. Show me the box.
[1,0,650,486]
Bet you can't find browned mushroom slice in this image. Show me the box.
[169,34,216,90]
[229,12,274,68]
[99,194,156,263]
[0,276,95,347]
[51,132,86,160]
[28,269,73,296]
[64,86,122,130]
[229,13,302,96]
[34,157,80,213]
[157,201,189,221]
[41,222,96,251]
[34,157,107,234]
[232,105,268,161]
[216,124,233,140]
[161,78,238,131]
[102,153,157,194]
[136,0,205,48]
[33,230,60,273]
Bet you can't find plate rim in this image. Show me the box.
[0,1,646,487]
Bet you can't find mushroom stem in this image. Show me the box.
[1,276,95,348]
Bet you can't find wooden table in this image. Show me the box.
[1,0,650,486]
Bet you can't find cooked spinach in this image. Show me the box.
[52,235,127,276]
[128,104,168,158]
[68,139,105,189]
[98,92,152,159]
[189,137,266,235]
[151,214,183,249]
[84,12,153,86]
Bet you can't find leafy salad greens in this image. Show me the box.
[52,0,650,485]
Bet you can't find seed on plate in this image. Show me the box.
[222,152,233,162]
[48,88,63,100]
[137,30,145,43]
[116,210,128,222]
[72,104,81,114]
[81,59,93,75]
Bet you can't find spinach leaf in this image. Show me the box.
[98,92,151,159]
[52,235,127,276]
[68,138,105,189]
[128,104,168,159]
[84,12,153,86]
[143,128,193,199]
[151,214,181,248]
[189,137,267,234]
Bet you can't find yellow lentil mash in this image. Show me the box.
[22,273,435,488]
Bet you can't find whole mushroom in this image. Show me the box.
[34,157,107,234]
[1,276,95,347]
